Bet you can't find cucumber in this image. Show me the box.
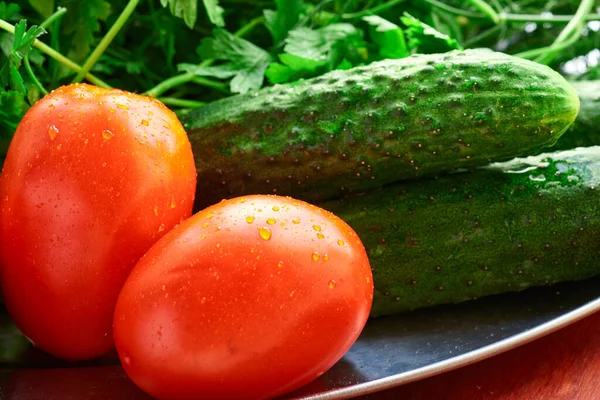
[321,146,600,317]
[182,49,579,209]
[552,80,600,151]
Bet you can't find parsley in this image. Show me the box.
[1,20,46,94]
[264,0,304,45]
[196,28,272,94]
[266,23,367,84]
[363,15,409,59]
[401,13,462,54]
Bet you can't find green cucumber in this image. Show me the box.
[321,146,600,318]
[182,49,579,209]
[552,80,600,151]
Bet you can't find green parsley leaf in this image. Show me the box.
[400,13,461,54]
[266,23,367,84]
[284,24,360,62]
[160,0,200,29]
[0,2,20,20]
[363,15,409,59]
[264,0,304,45]
[203,0,224,28]
[1,20,46,94]
[265,53,322,84]
[197,29,273,94]
[61,0,111,61]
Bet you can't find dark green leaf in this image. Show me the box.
[197,29,272,93]
[61,0,111,61]
[203,0,224,28]
[160,0,199,28]
[284,23,362,62]
[401,13,461,54]
[0,2,20,20]
[363,15,409,59]
[28,0,55,18]
[0,90,28,138]
[264,0,304,45]
[265,53,323,84]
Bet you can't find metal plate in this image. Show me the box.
[2,277,600,400]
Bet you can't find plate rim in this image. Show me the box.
[293,296,600,400]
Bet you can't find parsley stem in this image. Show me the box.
[464,0,500,23]
[423,0,600,23]
[341,0,408,19]
[157,97,206,108]
[40,7,67,30]
[73,0,142,83]
[235,16,265,38]
[143,19,260,98]
[0,18,110,88]
[534,0,595,65]
[23,57,48,95]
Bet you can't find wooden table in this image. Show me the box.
[368,310,600,400]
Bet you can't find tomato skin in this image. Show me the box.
[0,84,197,361]
[113,195,373,400]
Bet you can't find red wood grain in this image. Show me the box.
[368,310,600,400]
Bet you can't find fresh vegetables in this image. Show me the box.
[323,146,600,317]
[113,195,373,400]
[0,83,197,360]
[1,1,600,398]
[183,48,580,208]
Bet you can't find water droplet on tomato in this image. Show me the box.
[259,227,272,240]
[157,224,165,233]
[267,217,276,225]
[313,225,322,232]
[312,252,320,261]
[338,239,345,246]
[323,254,329,261]
[48,125,59,140]
[102,130,114,140]
[329,280,336,289]
[170,195,176,209]
[277,261,284,268]
[141,119,149,126]
[246,216,255,223]
[153,206,159,216]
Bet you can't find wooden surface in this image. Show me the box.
[368,310,600,400]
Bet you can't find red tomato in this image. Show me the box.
[113,195,373,400]
[0,84,197,361]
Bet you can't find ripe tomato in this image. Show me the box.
[113,195,373,400]
[0,84,197,361]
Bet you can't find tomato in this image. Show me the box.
[113,195,373,400]
[0,84,197,361]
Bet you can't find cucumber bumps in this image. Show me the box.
[322,146,600,317]
[183,49,580,208]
